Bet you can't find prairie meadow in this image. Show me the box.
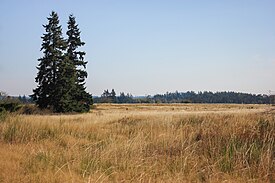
[0,104,274,182]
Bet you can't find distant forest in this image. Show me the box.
[0,90,274,105]
[94,90,273,104]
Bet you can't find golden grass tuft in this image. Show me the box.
[0,104,274,182]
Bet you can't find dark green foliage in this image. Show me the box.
[110,89,117,103]
[0,107,5,113]
[31,11,66,109]
[0,102,20,112]
[94,90,136,103]
[0,98,21,112]
[94,90,270,104]
[97,89,118,103]
[117,92,134,103]
[53,56,78,112]
[32,12,92,113]
[0,95,21,121]
[152,91,271,104]
[64,14,92,112]
[67,14,87,84]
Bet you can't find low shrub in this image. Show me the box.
[0,98,21,112]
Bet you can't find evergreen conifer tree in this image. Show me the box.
[66,14,92,112]
[31,11,66,109]
[53,56,77,112]
[32,12,92,112]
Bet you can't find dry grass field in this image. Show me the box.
[0,104,274,182]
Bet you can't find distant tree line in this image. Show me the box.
[94,89,135,103]
[94,90,271,104]
[152,91,270,104]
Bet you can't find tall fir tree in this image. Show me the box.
[53,55,77,112]
[66,14,92,112]
[32,12,92,113]
[31,11,66,109]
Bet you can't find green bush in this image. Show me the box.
[0,98,21,112]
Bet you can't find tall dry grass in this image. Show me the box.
[0,104,274,182]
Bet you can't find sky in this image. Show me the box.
[0,0,275,96]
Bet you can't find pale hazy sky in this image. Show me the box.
[0,0,275,96]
